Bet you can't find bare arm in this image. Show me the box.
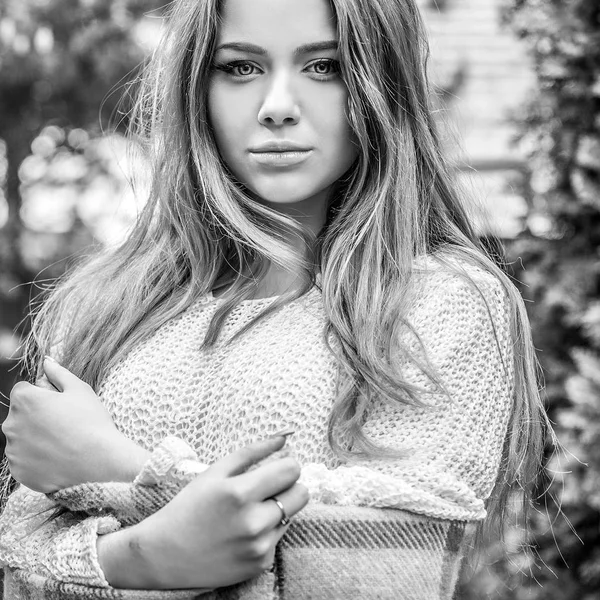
[1,436,308,591]
[3,358,151,493]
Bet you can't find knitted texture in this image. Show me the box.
[0,259,514,598]
[4,504,474,600]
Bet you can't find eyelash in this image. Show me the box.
[213,59,340,80]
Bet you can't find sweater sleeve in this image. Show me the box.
[0,485,119,586]
[0,437,209,588]
[298,268,515,522]
[0,296,213,588]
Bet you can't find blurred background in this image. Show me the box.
[0,0,599,598]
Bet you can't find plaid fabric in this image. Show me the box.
[4,503,472,600]
[273,505,470,600]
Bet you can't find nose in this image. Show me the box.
[257,72,300,126]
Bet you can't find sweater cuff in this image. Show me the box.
[134,436,209,488]
[39,515,120,588]
[300,463,487,521]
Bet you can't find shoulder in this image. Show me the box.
[411,253,510,323]
[395,255,517,414]
[413,252,507,297]
[405,253,513,364]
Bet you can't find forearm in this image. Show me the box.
[96,527,155,589]
[52,436,211,589]
[0,439,206,591]
[96,511,211,593]
[105,436,152,483]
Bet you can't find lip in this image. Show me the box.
[249,149,313,167]
[249,140,313,153]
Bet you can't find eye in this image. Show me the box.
[213,61,261,78]
[305,59,340,79]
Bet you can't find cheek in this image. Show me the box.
[316,90,357,167]
[207,84,250,160]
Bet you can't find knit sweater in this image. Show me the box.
[0,259,514,599]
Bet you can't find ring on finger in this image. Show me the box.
[269,495,290,527]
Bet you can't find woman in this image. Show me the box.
[0,0,549,597]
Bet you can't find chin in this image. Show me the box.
[258,192,318,206]
[250,182,326,206]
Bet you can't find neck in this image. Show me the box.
[259,188,329,240]
[255,190,328,296]
[213,190,330,300]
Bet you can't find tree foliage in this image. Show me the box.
[460,1,600,597]
[0,0,168,422]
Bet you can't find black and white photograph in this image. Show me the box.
[0,0,598,598]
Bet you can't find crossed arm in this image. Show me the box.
[0,271,514,592]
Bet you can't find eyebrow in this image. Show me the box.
[215,41,339,57]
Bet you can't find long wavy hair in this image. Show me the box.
[14,0,550,545]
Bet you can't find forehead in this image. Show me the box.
[217,0,337,45]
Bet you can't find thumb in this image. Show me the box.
[211,435,288,478]
[42,356,79,393]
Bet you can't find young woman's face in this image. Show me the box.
[208,0,358,208]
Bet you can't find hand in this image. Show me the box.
[97,436,309,590]
[2,357,150,493]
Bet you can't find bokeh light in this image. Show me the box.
[18,128,150,244]
[0,192,8,230]
[20,185,78,234]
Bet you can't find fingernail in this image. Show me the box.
[44,355,57,363]
[270,429,295,439]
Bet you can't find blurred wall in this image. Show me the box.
[418,0,536,238]
[420,0,534,164]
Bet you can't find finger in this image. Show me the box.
[36,375,59,391]
[210,436,287,478]
[9,381,37,407]
[254,525,290,572]
[252,483,309,532]
[42,356,82,393]
[10,379,61,408]
[234,456,301,502]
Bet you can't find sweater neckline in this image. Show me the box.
[208,290,280,304]
[209,274,322,305]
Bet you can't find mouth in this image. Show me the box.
[249,149,313,167]
[250,141,313,153]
